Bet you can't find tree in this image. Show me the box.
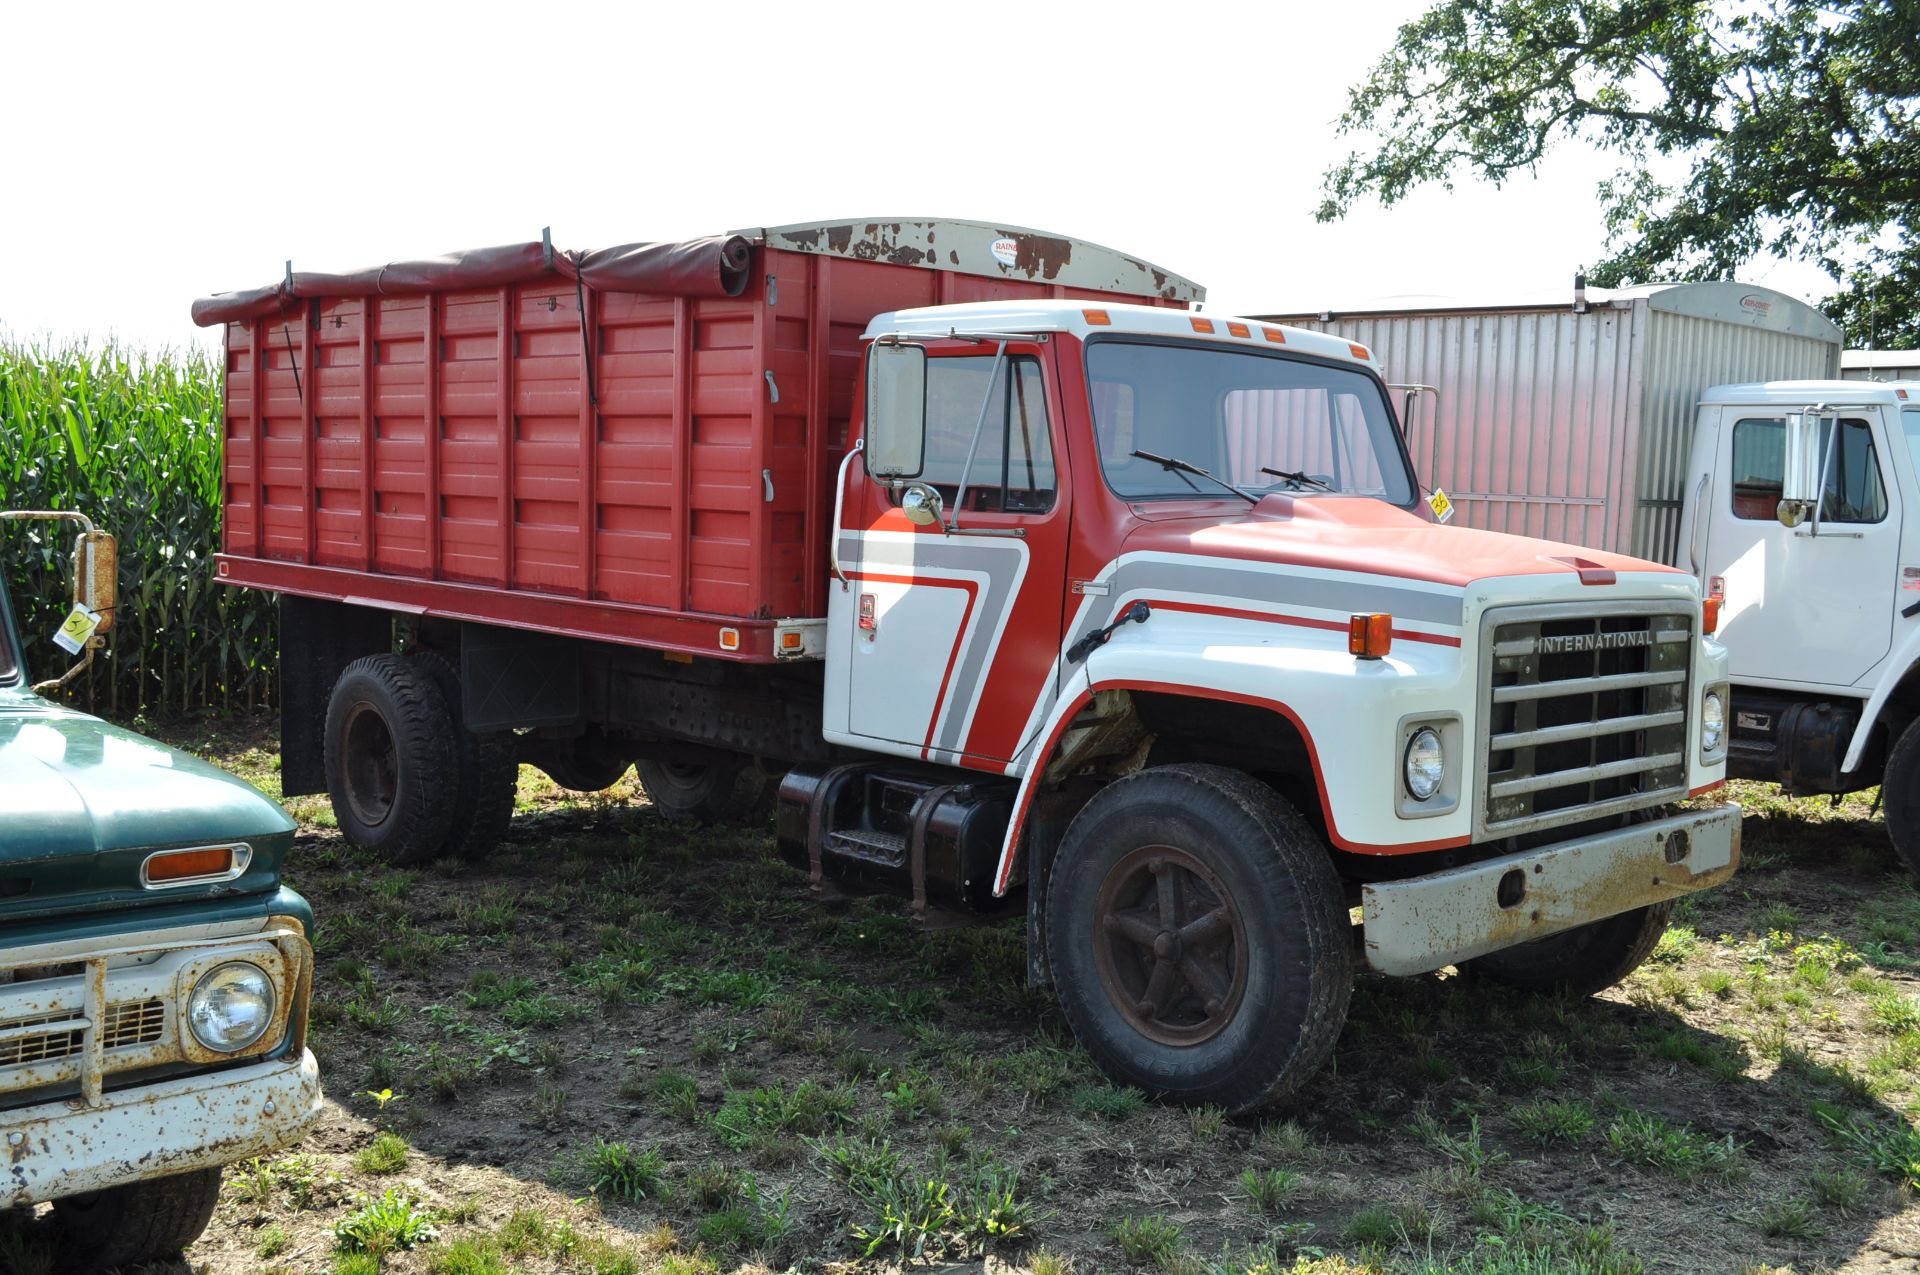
[1318,0,1920,347]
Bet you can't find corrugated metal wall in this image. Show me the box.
[1283,308,1641,550]
[1632,311,1838,563]
[1276,289,1840,563]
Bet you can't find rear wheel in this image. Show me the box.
[1045,763,1353,1113]
[635,758,769,824]
[1464,901,1674,997]
[410,649,517,860]
[50,1166,223,1267]
[324,654,456,863]
[1883,718,1920,877]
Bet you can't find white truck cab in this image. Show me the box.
[1679,381,1920,859]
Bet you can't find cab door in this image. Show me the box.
[829,344,1071,767]
[1703,407,1901,687]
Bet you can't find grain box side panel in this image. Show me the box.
[686,297,761,616]
[370,300,430,577]
[222,323,257,556]
[511,283,589,596]
[435,290,507,586]
[594,292,681,610]
[312,299,370,568]
[257,310,311,563]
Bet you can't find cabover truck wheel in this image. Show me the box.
[1882,718,1920,878]
[411,649,518,860]
[1464,900,1675,997]
[635,758,769,824]
[1045,763,1354,1113]
[50,1165,223,1267]
[324,654,457,863]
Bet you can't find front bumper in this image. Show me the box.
[1360,803,1740,976]
[4,1049,322,1207]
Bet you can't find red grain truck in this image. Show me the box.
[194,218,1740,1110]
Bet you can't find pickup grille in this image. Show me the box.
[1479,605,1693,838]
[0,999,166,1067]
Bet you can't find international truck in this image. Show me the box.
[1264,288,1920,875]
[192,219,1738,1111]
[0,512,320,1265]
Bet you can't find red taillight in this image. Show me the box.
[1348,613,1392,660]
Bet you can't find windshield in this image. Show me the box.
[1086,340,1415,505]
[1903,407,1920,485]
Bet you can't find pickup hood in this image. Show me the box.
[1122,495,1683,590]
[0,687,293,924]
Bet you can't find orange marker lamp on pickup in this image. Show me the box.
[1349,613,1392,659]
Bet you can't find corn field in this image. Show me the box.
[0,342,276,718]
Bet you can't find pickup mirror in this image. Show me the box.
[865,342,928,479]
[1777,411,1822,528]
[73,530,116,634]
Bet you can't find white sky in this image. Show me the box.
[0,0,1836,353]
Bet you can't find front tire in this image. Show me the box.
[1045,764,1353,1113]
[50,1166,223,1267]
[324,654,457,863]
[1464,901,1674,997]
[1883,717,1920,877]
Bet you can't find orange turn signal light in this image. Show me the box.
[1227,321,1251,338]
[779,630,804,652]
[1262,327,1286,344]
[1082,308,1112,326]
[142,844,242,887]
[1349,613,1393,660]
[718,627,741,651]
[1190,317,1216,334]
[1348,343,1371,361]
[1702,596,1722,635]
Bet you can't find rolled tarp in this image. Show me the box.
[191,233,754,326]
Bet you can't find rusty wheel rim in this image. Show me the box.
[342,702,399,829]
[1092,844,1250,1046]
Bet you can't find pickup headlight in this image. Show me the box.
[1404,727,1446,801]
[188,961,276,1053]
[1702,688,1727,757]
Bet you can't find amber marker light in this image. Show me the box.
[718,627,741,651]
[1190,317,1216,333]
[1262,328,1286,344]
[1702,596,1722,635]
[1349,613,1393,660]
[780,631,804,653]
[1082,309,1112,326]
[1227,321,1251,338]
[1348,343,1371,361]
[142,844,248,888]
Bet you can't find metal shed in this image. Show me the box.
[1843,349,1920,382]
[1256,282,1842,565]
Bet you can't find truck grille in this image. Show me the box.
[1479,604,1693,838]
[0,1000,166,1066]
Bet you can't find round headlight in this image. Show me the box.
[188,961,275,1053]
[1703,690,1726,753]
[1405,727,1445,801]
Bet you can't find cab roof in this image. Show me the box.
[862,300,1375,370]
[1701,380,1918,405]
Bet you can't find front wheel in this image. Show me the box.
[1045,763,1353,1113]
[1464,901,1674,997]
[50,1166,223,1267]
[1883,717,1920,877]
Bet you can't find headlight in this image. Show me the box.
[188,962,275,1053]
[1702,690,1726,754]
[1404,727,1445,801]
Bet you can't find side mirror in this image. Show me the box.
[900,482,945,528]
[1778,411,1822,529]
[73,531,116,634]
[865,342,928,479]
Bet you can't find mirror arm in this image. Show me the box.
[949,341,1010,532]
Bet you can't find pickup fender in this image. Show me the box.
[1842,626,1920,773]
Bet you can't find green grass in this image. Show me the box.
[577,1139,666,1202]
[1110,1214,1183,1267]
[1,341,275,715]
[1605,1110,1742,1178]
[332,1188,440,1254]
[355,1131,410,1175]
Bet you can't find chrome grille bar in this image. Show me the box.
[1492,710,1687,752]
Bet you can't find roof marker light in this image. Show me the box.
[1262,328,1286,344]
[1227,321,1251,338]
[1348,343,1371,361]
[1190,317,1216,334]
[1083,308,1112,326]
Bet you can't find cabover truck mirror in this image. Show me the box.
[864,342,928,479]
[1777,410,1822,528]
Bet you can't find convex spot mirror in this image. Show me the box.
[865,342,928,479]
[1777,410,1823,529]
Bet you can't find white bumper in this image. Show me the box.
[4,1049,322,1207]
[1361,804,1741,976]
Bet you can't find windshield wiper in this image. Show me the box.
[1130,450,1259,504]
[1260,466,1334,492]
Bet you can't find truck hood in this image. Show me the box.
[1121,495,1682,590]
[0,686,294,924]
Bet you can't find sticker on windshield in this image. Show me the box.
[1427,488,1456,524]
[53,604,100,655]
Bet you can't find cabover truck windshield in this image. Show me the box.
[195,219,1738,1110]
[0,516,320,1265]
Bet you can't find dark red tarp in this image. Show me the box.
[191,234,752,326]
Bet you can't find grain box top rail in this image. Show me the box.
[735,218,1205,305]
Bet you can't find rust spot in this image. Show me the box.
[826,224,854,254]
[777,227,823,249]
[885,245,928,267]
[1006,232,1073,281]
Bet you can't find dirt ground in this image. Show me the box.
[11,714,1920,1275]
